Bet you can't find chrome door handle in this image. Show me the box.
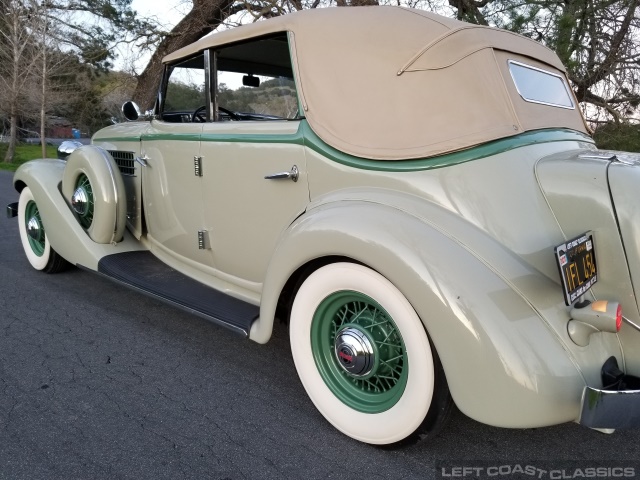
[135,155,149,167]
[264,165,299,182]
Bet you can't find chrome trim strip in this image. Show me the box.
[578,153,618,161]
[204,48,213,122]
[623,316,640,332]
[579,386,640,429]
[508,60,575,110]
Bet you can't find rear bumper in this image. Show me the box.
[579,356,640,429]
[579,386,640,429]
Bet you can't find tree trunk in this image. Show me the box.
[4,9,21,164]
[4,108,17,163]
[41,6,48,159]
[132,0,236,111]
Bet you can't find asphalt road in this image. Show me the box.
[1,169,639,480]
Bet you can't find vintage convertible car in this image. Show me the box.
[7,6,640,445]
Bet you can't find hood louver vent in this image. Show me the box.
[108,150,136,176]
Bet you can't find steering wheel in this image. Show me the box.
[192,105,207,122]
[218,106,240,121]
[192,105,240,122]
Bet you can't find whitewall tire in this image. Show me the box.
[290,262,450,445]
[18,187,68,273]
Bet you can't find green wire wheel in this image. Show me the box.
[290,262,449,445]
[310,291,408,413]
[72,173,95,229]
[23,199,46,257]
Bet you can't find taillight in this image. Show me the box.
[616,304,623,331]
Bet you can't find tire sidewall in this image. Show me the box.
[290,262,435,444]
[18,187,51,271]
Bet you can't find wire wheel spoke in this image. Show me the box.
[75,174,94,228]
[311,290,408,413]
[25,200,46,256]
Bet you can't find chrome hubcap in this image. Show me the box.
[334,327,375,377]
[71,187,89,216]
[27,216,43,242]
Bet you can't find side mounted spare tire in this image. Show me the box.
[62,145,127,244]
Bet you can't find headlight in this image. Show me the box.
[57,140,84,160]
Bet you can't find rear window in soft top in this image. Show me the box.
[508,60,575,109]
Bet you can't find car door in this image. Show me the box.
[141,53,214,268]
[200,119,308,284]
[199,36,310,285]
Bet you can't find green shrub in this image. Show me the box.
[593,123,640,153]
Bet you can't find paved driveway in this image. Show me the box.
[0,170,638,480]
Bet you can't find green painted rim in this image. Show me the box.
[24,200,46,257]
[311,291,408,413]
[75,174,94,229]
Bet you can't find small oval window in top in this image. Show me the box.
[509,60,575,109]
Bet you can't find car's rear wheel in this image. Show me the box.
[18,187,68,273]
[290,262,452,445]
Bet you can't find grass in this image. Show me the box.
[0,143,59,172]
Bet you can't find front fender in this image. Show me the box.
[13,159,143,270]
[255,199,589,427]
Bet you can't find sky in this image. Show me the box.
[130,0,187,28]
[115,0,187,72]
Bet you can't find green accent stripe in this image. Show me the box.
[200,131,305,145]
[142,133,202,142]
[299,122,593,172]
[93,136,141,142]
[93,120,593,172]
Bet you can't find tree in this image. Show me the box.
[130,0,638,126]
[132,0,325,109]
[444,0,640,125]
[44,0,162,70]
[132,0,236,110]
[0,1,41,163]
[1,0,161,162]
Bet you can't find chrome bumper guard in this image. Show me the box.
[6,202,18,219]
[580,386,640,429]
[579,356,640,429]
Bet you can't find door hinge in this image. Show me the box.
[198,230,211,250]
[194,156,203,177]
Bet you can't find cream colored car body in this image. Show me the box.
[11,6,640,439]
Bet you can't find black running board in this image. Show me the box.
[96,251,259,337]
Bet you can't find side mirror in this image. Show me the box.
[122,101,141,121]
[242,75,260,88]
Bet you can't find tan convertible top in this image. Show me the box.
[165,7,588,160]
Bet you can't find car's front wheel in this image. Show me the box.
[290,262,452,445]
[17,187,68,273]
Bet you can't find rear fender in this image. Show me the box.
[255,199,586,427]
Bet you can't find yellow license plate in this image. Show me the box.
[554,233,597,306]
